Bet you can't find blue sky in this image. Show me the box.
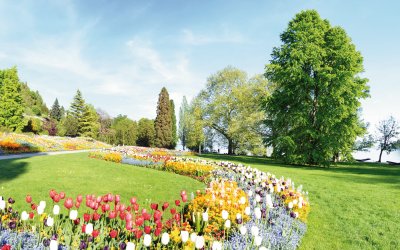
[0,0,399,131]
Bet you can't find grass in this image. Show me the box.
[0,153,204,212]
[198,154,400,250]
[1,152,399,249]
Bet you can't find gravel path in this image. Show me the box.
[0,150,93,160]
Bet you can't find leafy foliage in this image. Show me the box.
[170,100,177,149]
[178,96,190,150]
[20,82,48,117]
[111,115,137,145]
[264,10,369,165]
[136,118,155,147]
[376,116,400,162]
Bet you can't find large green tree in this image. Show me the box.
[264,10,369,165]
[136,118,155,147]
[111,115,137,146]
[178,96,190,150]
[20,83,48,116]
[80,104,100,138]
[186,99,205,153]
[154,87,173,148]
[50,98,62,121]
[197,67,270,155]
[170,99,177,149]
[70,90,86,125]
[0,67,25,131]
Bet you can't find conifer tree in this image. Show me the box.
[154,87,173,148]
[80,104,100,138]
[0,67,25,131]
[178,96,189,150]
[70,90,86,122]
[170,99,177,149]
[50,98,62,121]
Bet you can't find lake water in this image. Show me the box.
[352,149,400,162]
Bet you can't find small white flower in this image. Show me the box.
[143,234,152,247]
[254,235,263,246]
[39,201,46,209]
[69,209,78,220]
[254,207,262,219]
[0,200,5,210]
[224,219,231,228]
[221,210,229,220]
[21,211,29,221]
[190,232,197,243]
[181,231,189,243]
[298,202,303,209]
[126,242,135,250]
[212,241,222,250]
[244,206,251,215]
[255,194,261,203]
[53,205,60,215]
[239,225,247,235]
[251,225,259,237]
[37,205,44,215]
[239,196,246,205]
[202,212,209,222]
[161,232,170,245]
[248,190,253,197]
[49,240,58,250]
[266,194,273,209]
[293,199,298,205]
[47,216,54,227]
[294,212,299,218]
[236,213,242,220]
[195,236,205,249]
[85,223,93,235]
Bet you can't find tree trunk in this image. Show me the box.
[378,149,384,162]
[198,144,201,155]
[228,139,234,155]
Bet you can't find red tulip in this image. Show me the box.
[92,230,99,238]
[75,201,81,208]
[130,197,137,205]
[141,208,147,215]
[174,213,180,222]
[119,204,126,212]
[135,216,144,227]
[84,213,91,222]
[81,224,86,233]
[175,200,180,206]
[126,220,133,230]
[107,193,113,202]
[109,229,118,238]
[49,189,56,199]
[115,195,120,204]
[144,226,152,234]
[31,203,37,210]
[96,196,102,203]
[94,202,99,210]
[102,195,108,203]
[119,211,126,220]
[29,212,34,219]
[92,212,101,221]
[143,212,151,221]
[126,206,131,212]
[109,210,117,219]
[25,195,32,203]
[162,202,169,211]
[150,203,158,210]
[60,192,65,199]
[156,220,162,229]
[74,218,80,225]
[1,244,11,250]
[125,212,132,222]
[86,194,91,200]
[181,194,188,202]
[134,230,143,239]
[53,194,60,203]
[180,190,186,196]
[64,198,73,210]
[77,195,83,203]
[133,203,139,212]
[170,208,176,215]
[154,227,162,236]
[154,210,162,221]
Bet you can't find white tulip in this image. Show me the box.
[69,209,78,220]
[190,232,197,243]
[21,211,29,221]
[248,190,253,197]
[288,202,293,209]
[49,240,58,250]
[236,213,242,220]
[37,205,44,215]
[239,196,246,205]
[0,200,5,210]
[224,219,231,228]
[39,201,46,209]
[244,206,251,215]
[239,225,247,235]
[212,241,222,250]
[254,207,262,219]
[195,236,205,249]
[255,194,261,203]
[293,199,298,205]
[126,242,135,250]
[85,223,93,235]
[143,234,151,247]
[221,210,229,220]
[161,233,170,245]
[202,212,209,222]
[254,235,263,246]
[266,194,273,209]
[47,216,54,227]
[181,231,189,243]
[53,205,60,215]
[251,225,259,236]
[298,202,303,209]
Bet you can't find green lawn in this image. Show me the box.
[0,153,204,212]
[198,154,400,250]
[1,152,399,249]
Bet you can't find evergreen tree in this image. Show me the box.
[178,96,189,150]
[170,99,177,149]
[264,10,369,165]
[70,90,86,124]
[154,87,173,148]
[80,104,100,138]
[50,98,62,121]
[0,67,25,131]
[58,113,79,137]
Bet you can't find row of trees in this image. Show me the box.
[177,10,399,165]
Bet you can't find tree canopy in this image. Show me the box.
[154,87,173,148]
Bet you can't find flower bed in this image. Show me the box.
[0,146,310,249]
[0,133,111,154]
